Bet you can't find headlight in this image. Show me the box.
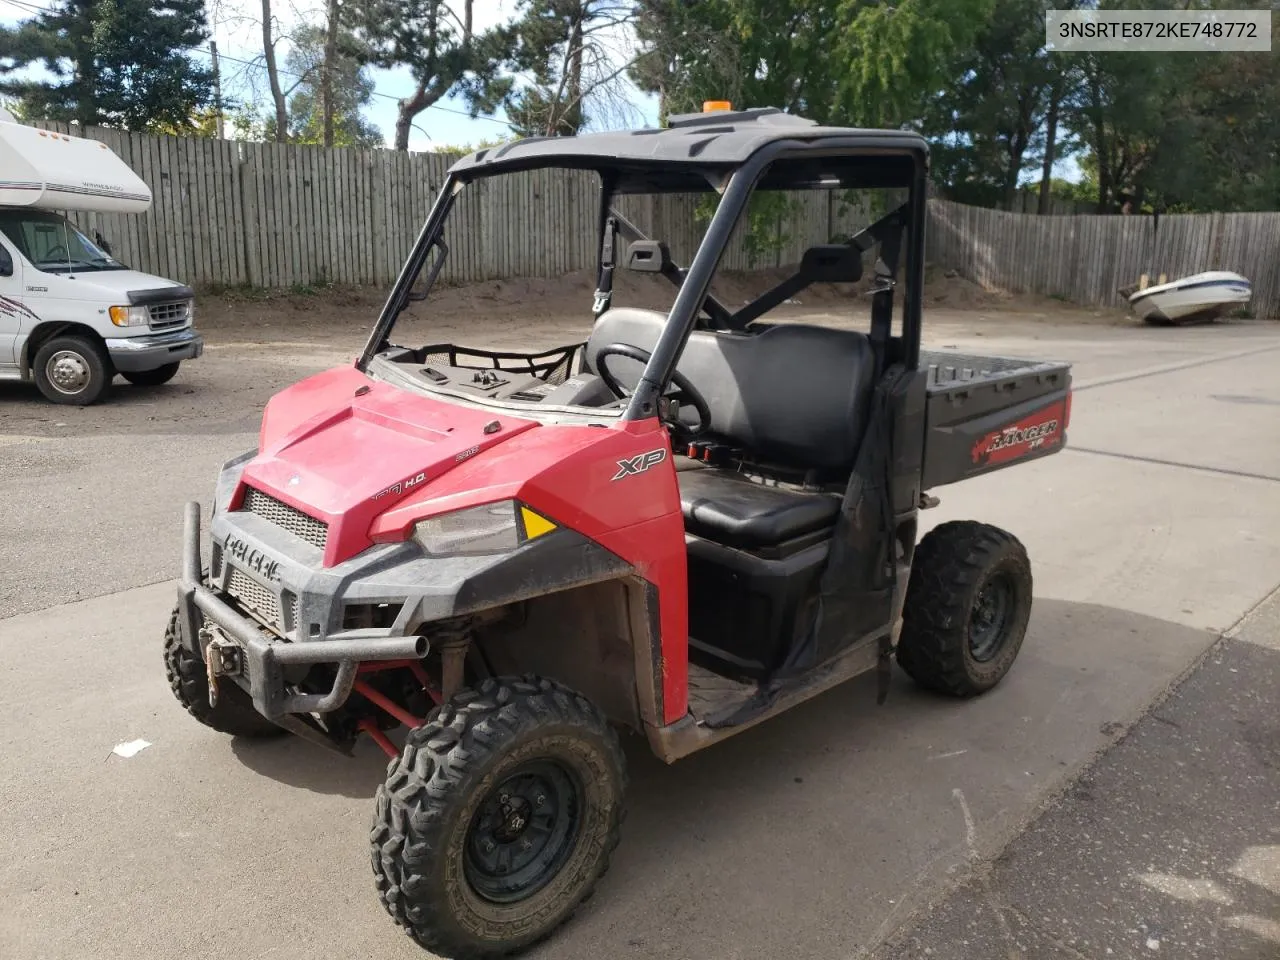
[109,304,149,327]
[411,500,558,557]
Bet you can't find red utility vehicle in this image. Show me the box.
[166,106,1072,959]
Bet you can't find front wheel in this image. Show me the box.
[33,335,111,405]
[122,362,180,387]
[162,606,285,738]
[371,676,626,959]
[896,520,1033,697]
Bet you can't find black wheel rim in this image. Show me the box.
[969,572,1014,663]
[463,760,582,904]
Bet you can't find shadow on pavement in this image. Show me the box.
[213,596,1222,959]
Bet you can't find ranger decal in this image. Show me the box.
[971,405,1064,467]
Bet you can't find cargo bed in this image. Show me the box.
[919,349,1072,490]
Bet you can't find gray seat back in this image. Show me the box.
[584,307,875,471]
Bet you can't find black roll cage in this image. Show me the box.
[358,137,928,422]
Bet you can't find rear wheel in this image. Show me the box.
[371,675,626,959]
[33,335,111,405]
[896,520,1032,697]
[122,362,180,387]
[162,605,284,738]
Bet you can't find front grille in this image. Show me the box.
[147,300,191,330]
[242,487,328,550]
[227,568,283,630]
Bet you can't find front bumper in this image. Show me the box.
[108,327,204,373]
[176,503,427,720]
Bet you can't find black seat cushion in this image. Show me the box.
[680,469,840,549]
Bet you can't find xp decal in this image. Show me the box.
[612,448,667,481]
[971,403,1065,467]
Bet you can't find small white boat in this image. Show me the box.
[1128,270,1252,323]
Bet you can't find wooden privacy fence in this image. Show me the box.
[33,121,869,290]
[927,199,1280,318]
[32,123,1280,318]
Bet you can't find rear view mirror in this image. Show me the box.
[800,244,862,283]
[0,245,12,278]
[625,240,672,274]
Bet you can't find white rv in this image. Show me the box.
[0,113,202,404]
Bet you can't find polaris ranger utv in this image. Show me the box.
[166,106,1071,958]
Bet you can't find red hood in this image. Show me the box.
[236,366,537,565]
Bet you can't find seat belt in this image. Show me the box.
[592,216,617,318]
[867,216,903,378]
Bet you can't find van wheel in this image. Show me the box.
[122,362,180,387]
[896,521,1032,697]
[33,335,111,405]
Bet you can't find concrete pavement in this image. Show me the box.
[2,317,1279,959]
[875,591,1280,960]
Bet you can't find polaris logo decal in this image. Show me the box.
[971,406,1064,466]
[371,470,428,501]
[224,535,281,582]
[612,448,667,481]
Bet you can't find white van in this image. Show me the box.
[0,114,202,404]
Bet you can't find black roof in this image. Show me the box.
[447,108,929,177]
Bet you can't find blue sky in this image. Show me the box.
[199,0,660,150]
[0,0,659,149]
[2,0,1080,180]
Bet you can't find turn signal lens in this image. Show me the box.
[109,304,148,327]
[519,505,557,541]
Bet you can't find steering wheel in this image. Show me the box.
[43,244,68,262]
[595,342,712,439]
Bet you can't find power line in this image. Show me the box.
[0,0,48,13]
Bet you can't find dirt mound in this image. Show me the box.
[196,262,1123,342]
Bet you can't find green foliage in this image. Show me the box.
[832,0,993,128]
[920,0,1061,208]
[633,0,989,126]
[282,24,383,148]
[635,0,1280,215]
[692,190,798,268]
[0,0,215,131]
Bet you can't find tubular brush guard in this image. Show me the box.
[176,502,429,719]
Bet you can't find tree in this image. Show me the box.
[921,0,1060,209]
[347,0,514,150]
[632,0,991,128]
[283,23,382,146]
[260,0,290,141]
[0,0,215,131]
[504,0,640,138]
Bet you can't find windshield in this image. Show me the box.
[360,169,729,418]
[360,154,918,421]
[0,210,127,273]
